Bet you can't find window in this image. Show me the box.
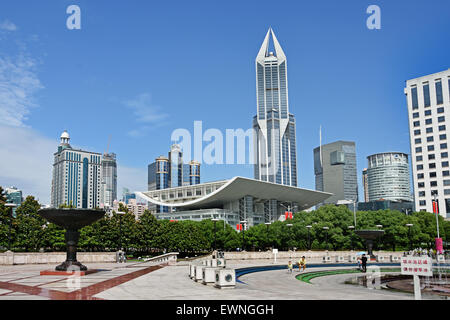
[438,116,445,123]
[443,170,450,176]
[429,163,436,169]
[440,134,447,140]
[416,147,422,153]
[427,136,434,142]
[443,161,449,167]
[414,129,421,135]
[423,84,431,107]
[428,154,435,160]
[430,172,437,178]
[428,145,435,151]
[425,119,432,125]
[411,87,419,109]
[418,182,425,188]
[416,155,423,161]
[426,127,433,133]
[441,143,448,149]
[419,200,426,206]
[438,107,444,113]
[425,110,432,116]
[444,180,450,186]
[413,112,419,118]
[445,189,450,195]
[442,152,449,158]
[439,125,446,131]
[415,138,422,144]
[417,173,424,179]
[435,80,443,105]
[430,181,438,187]
[417,164,423,170]
[413,121,420,127]
[419,191,426,197]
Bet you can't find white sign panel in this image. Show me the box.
[400,255,433,277]
[272,249,278,254]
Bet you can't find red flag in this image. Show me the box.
[433,200,439,214]
[285,211,293,220]
[236,224,242,231]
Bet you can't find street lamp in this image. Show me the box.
[240,220,247,251]
[406,223,413,251]
[306,225,312,250]
[348,225,355,251]
[211,218,219,252]
[4,203,17,251]
[117,211,126,251]
[323,226,329,251]
[286,223,293,251]
[376,225,383,250]
[265,222,271,250]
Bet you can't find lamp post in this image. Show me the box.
[240,220,247,251]
[406,223,413,251]
[4,203,17,251]
[323,226,329,251]
[348,225,355,251]
[376,224,383,250]
[212,218,219,252]
[265,222,271,250]
[286,223,293,251]
[117,211,126,251]
[306,225,312,250]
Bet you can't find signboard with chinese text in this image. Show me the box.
[400,255,433,277]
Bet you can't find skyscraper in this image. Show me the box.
[366,152,412,202]
[100,152,117,208]
[51,130,102,209]
[313,141,358,205]
[253,28,297,187]
[405,68,450,217]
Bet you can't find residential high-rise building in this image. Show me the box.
[253,28,297,187]
[189,160,200,185]
[362,168,369,202]
[366,152,412,202]
[405,68,450,217]
[100,152,117,208]
[51,130,102,209]
[313,141,358,205]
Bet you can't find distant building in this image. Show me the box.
[405,69,450,217]
[122,188,136,204]
[366,152,412,202]
[51,130,102,209]
[148,144,201,213]
[362,168,369,202]
[100,152,117,208]
[313,141,358,205]
[112,199,148,220]
[5,186,22,208]
[357,200,414,214]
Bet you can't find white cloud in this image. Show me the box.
[0,55,43,126]
[0,20,17,31]
[124,93,168,123]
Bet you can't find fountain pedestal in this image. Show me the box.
[354,230,385,259]
[38,208,105,272]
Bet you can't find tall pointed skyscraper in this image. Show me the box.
[253,28,297,186]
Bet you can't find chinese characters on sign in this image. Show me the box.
[400,255,433,277]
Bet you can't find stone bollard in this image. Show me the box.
[214,268,236,289]
[202,267,217,285]
[194,265,204,282]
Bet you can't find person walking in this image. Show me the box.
[361,254,368,273]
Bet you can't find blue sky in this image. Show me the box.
[0,0,449,204]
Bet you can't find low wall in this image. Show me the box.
[223,250,403,263]
[0,251,116,265]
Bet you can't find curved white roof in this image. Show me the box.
[136,176,332,211]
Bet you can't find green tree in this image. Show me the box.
[13,196,46,251]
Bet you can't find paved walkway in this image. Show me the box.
[0,261,441,300]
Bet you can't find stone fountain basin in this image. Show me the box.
[38,208,105,230]
[355,229,385,240]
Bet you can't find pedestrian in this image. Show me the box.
[361,254,368,273]
[357,257,362,271]
[287,260,293,273]
[299,256,306,272]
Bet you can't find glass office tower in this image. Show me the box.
[253,28,297,186]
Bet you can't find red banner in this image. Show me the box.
[436,238,443,254]
[433,200,439,214]
[236,224,242,231]
[285,211,293,220]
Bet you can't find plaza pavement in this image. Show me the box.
[0,259,441,300]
